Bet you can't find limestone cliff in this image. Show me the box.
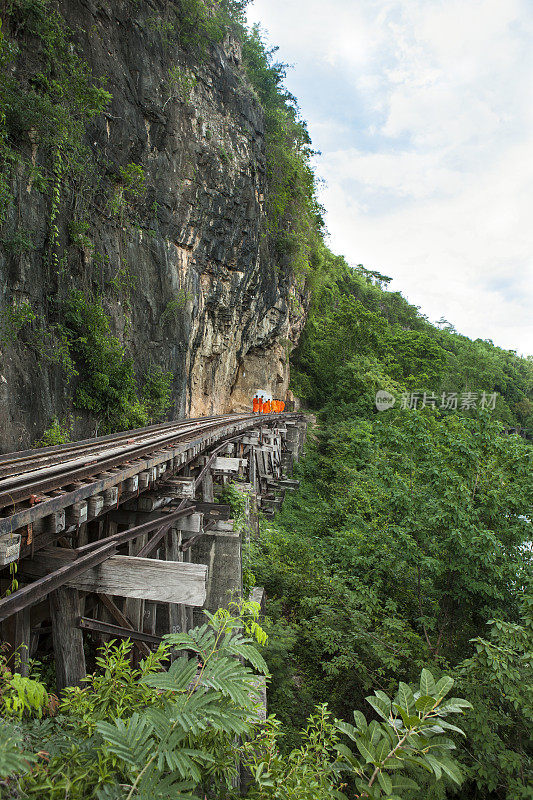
[0,0,308,451]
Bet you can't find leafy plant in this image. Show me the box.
[61,291,148,433]
[33,417,72,447]
[333,669,470,798]
[68,218,93,250]
[0,299,36,345]
[109,163,146,216]
[159,290,192,328]
[244,669,470,800]
[0,722,36,779]
[1,228,35,254]
[141,364,173,422]
[163,65,197,109]
[1,673,50,719]
[243,704,344,800]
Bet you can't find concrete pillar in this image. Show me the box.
[191,522,242,626]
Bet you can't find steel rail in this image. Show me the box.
[0,413,300,621]
[0,413,293,539]
[0,415,253,510]
[0,413,243,479]
[0,414,249,497]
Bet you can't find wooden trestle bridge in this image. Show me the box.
[0,413,307,689]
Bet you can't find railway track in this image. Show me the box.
[0,411,307,692]
[0,412,292,544]
[0,414,247,483]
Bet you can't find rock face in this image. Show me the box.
[0,0,308,451]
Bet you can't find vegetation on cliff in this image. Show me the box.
[0,0,324,441]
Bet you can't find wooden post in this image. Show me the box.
[124,531,147,633]
[1,607,31,675]
[248,445,257,490]
[143,601,157,636]
[49,587,86,691]
[202,469,214,503]
[167,529,181,637]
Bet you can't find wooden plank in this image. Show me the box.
[0,541,117,622]
[213,457,247,472]
[50,587,86,690]
[23,549,208,606]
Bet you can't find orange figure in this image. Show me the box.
[252,395,259,413]
[258,397,264,413]
[274,400,281,413]
[264,399,271,414]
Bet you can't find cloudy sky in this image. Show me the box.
[247,0,533,355]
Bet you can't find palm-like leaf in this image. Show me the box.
[97,713,153,768]
[141,655,198,692]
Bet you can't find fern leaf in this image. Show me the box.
[141,655,198,692]
[0,725,36,777]
[97,713,153,768]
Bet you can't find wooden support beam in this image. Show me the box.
[165,478,196,499]
[143,600,157,636]
[22,549,208,606]
[78,617,163,647]
[213,457,247,472]
[167,529,183,638]
[97,594,150,657]
[50,587,86,691]
[75,504,195,555]
[192,502,230,521]
[0,541,117,622]
[202,470,214,503]
[124,532,147,635]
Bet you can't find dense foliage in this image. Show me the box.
[242,27,324,278]
[291,247,533,429]
[252,252,533,798]
[60,292,172,434]
[0,607,472,800]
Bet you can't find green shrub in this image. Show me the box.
[61,291,147,433]
[141,364,173,422]
[33,417,72,447]
[0,299,36,345]
[1,228,35,254]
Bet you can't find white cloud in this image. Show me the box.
[247,0,533,353]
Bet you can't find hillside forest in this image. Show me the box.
[0,1,532,800]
